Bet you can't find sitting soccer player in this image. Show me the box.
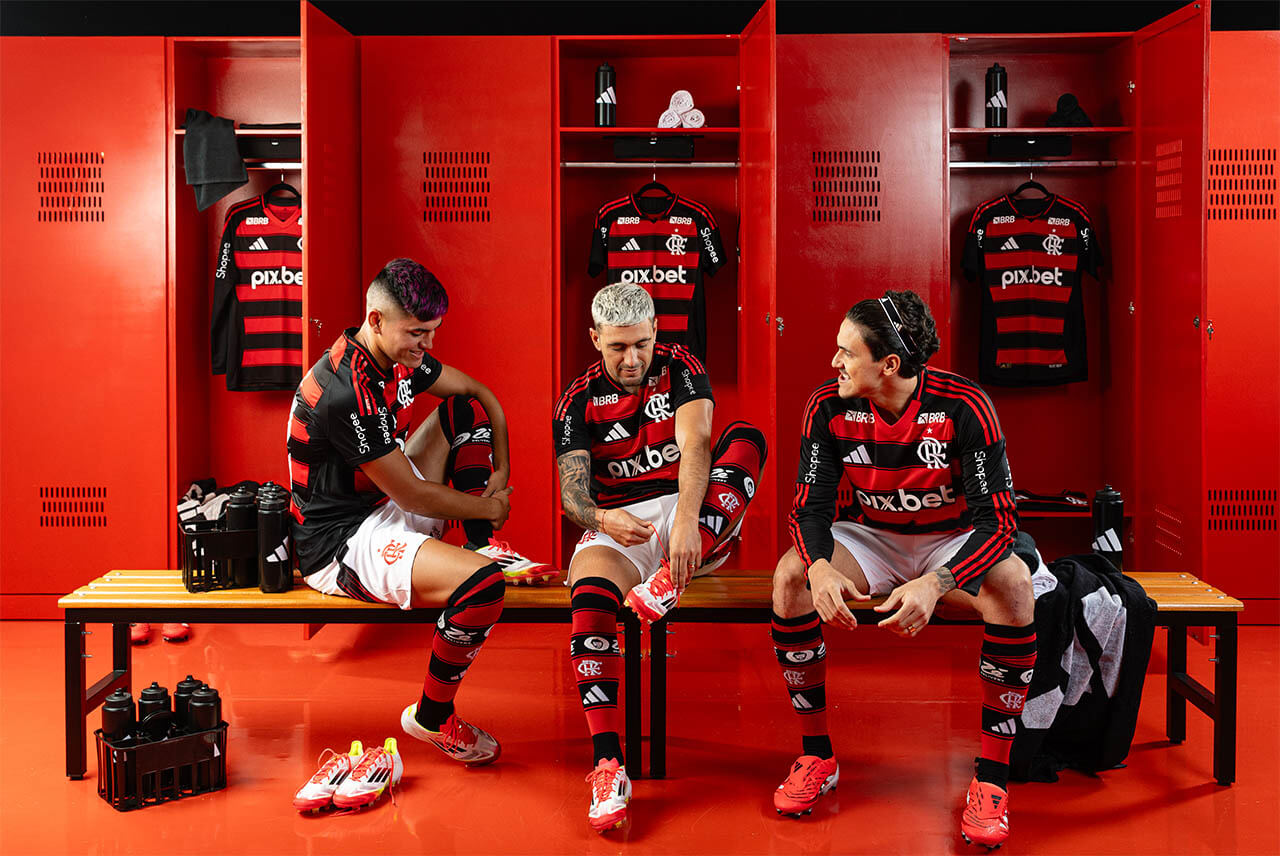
[554,284,767,831]
[770,289,1035,849]
[288,258,552,767]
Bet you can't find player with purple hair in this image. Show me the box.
[288,258,553,781]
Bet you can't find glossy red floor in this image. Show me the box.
[2,619,1276,855]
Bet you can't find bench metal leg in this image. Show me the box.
[1166,624,1187,744]
[622,613,642,775]
[65,619,87,779]
[1213,618,1237,786]
[650,618,667,779]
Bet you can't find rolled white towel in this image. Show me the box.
[679,108,706,129]
[657,109,683,128]
[668,89,695,114]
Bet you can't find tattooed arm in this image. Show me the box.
[556,450,600,531]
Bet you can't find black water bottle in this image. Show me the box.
[257,482,292,593]
[225,486,258,588]
[595,62,616,127]
[137,681,173,742]
[188,684,222,732]
[1092,484,1124,570]
[173,675,203,732]
[986,63,1008,128]
[101,689,136,742]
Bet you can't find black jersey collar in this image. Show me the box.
[1005,193,1057,222]
[345,328,393,383]
[870,368,926,426]
[631,190,678,223]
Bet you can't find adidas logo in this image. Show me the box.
[583,685,610,704]
[248,237,269,251]
[604,423,631,442]
[1093,528,1122,552]
[1000,237,1018,251]
[700,513,725,535]
[987,90,1007,109]
[620,238,641,251]
[790,694,813,710]
[992,718,1017,736]
[596,86,616,105]
[843,445,871,465]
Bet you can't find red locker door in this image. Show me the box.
[358,36,554,559]
[737,0,779,568]
[0,38,168,616]
[775,34,949,554]
[302,2,363,363]
[1131,1,1211,573]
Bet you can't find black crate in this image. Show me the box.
[96,723,228,811]
[612,134,695,160]
[178,520,257,592]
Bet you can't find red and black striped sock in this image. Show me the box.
[416,562,505,730]
[438,394,496,548]
[698,422,768,562]
[771,610,831,758]
[977,621,1037,787]
[571,577,624,765]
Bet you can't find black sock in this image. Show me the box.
[592,732,624,767]
[417,694,454,731]
[802,734,834,759]
[975,757,1009,789]
[463,519,494,547]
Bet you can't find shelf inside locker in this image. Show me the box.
[557,35,740,60]
[948,34,1130,55]
[560,126,741,135]
[174,128,302,136]
[950,160,1119,169]
[949,127,1132,137]
[169,37,300,59]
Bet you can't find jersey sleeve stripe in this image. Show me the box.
[669,343,707,375]
[967,196,1005,232]
[555,372,593,420]
[926,375,1001,445]
[679,195,719,229]
[594,196,633,227]
[1056,196,1092,221]
[801,381,840,435]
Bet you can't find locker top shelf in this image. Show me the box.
[169,37,300,59]
[948,33,1129,55]
[557,35,739,60]
[950,127,1133,137]
[560,126,740,136]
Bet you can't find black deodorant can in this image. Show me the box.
[595,63,616,127]
[985,63,1008,128]
[1092,484,1124,570]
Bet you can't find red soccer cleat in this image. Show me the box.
[624,560,680,623]
[773,755,839,816]
[586,758,631,832]
[960,777,1011,850]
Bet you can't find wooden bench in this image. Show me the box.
[61,570,1241,785]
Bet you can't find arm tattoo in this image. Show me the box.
[557,452,600,531]
[933,568,958,594]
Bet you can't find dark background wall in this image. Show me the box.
[2,0,1277,37]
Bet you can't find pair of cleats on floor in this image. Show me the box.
[772,755,1012,849]
[293,703,501,812]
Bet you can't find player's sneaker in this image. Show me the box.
[129,623,152,645]
[472,538,559,585]
[332,738,403,809]
[161,622,191,642]
[960,777,1010,850]
[774,755,839,816]
[624,560,680,623]
[400,703,501,766]
[292,740,363,812]
[586,758,631,832]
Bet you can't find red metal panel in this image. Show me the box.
[776,34,947,552]
[1204,31,1280,602]
[735,0,778,571]
[302,2,362,365]
[0,38,168,608]
[360,37,554,559]
[1131,1,1210,573]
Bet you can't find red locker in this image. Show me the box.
[0,38,169,617]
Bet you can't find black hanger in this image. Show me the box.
[635,179,673,198]
[265,182,301,204]
[1011,179,1050,198]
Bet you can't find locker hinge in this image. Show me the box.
[765,312,771,325]
[1193,316,1200,329]
[1127,81,1136,94]
[310,318,324,331]
[1128,301,1135,315]
[776,316,785,335]
[1206,319,1214,340]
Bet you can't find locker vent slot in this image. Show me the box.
[1152,502,1185,559]
[812,149,881,223]
[39,485,108,528]
[1207,148,1277,221]
[1207,488,1278,532]
[1153,139,1183,220]
[423,151,491,223]
[37,151,105,222]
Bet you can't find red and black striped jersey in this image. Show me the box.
[287,329,443,574]
[962,193,1103,386]
[554,343,714,508]
[211,194,303,390]
[789,368,1019,589]
[588,192,726,360]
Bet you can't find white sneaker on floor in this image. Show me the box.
[332,738,403,809]
[401,703,501,765]
[293,740,363,812]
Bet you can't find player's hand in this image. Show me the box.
[600,508,656,547]
[874,575,942,638]
[808,560,869,630]
[486,486,513,530]
[666,516,702,592]
[481,467,509,498]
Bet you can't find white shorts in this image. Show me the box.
[306,498,444,611]
[571,493,740,583]
[829,521,973,596]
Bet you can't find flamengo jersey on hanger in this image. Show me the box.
[588,192,726,360]
[211,194,303,390]
[962,193,1103,386]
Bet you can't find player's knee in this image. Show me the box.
[772,550,808,593]
[985,554,1033,615]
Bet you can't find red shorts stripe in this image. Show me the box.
[995,316,1065,335]
[995,348,1068,366]
[241,348,303,367]
[244,316,304,334]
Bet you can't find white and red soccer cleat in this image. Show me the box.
[331,739,403,810]
[960,777,1011,850]
[401,704,501,766]
[586,758,632,832]
[474,538,559,585]
[293,740,363,812]
[773,755,839,816]
[624,560,680,623]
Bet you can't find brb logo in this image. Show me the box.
[644,392,673,422]
[856,485,956,512]
[620,265,687,285]
[607,442,680,477]
[250,267,302,289]
[916,437,948,469]
[380,540,407,564]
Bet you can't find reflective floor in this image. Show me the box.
[2,619,1276,855]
